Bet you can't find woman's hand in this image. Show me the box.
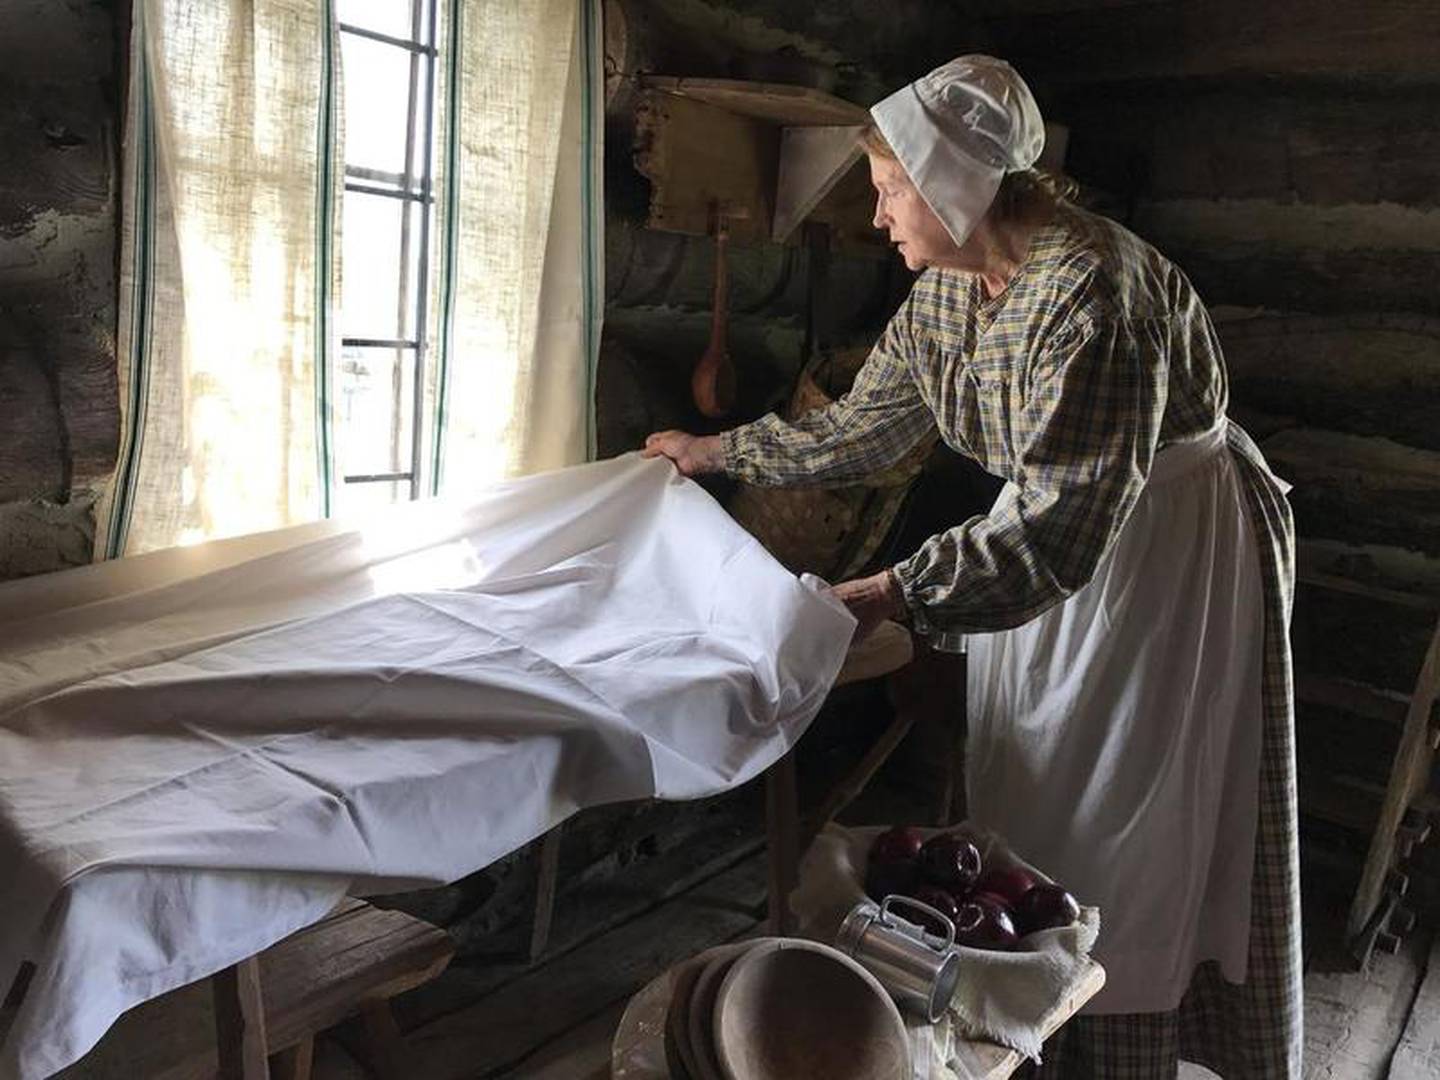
[830,570,908,641]
[641,430,726,477]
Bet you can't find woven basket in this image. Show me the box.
[726,346,935,583]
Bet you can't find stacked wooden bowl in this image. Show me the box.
[662,937,911,1080]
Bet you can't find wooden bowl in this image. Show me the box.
[687,942,754,1080]
[712,938,911,1080]
[664,952,711,1080]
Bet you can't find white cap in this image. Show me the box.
[870,55,1045,247]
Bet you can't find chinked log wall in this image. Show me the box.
[0,0,120,581]
[985,0,1440,918]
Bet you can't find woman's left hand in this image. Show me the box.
[829,571,907,641]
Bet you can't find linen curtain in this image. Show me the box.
[429,0,602,492]
[98,0,342,557]
[100,0,602,557]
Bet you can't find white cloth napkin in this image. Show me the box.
[791,823,1100,1065]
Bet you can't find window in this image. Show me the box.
[334,0,440,514]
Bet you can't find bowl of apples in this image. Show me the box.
[863,825,1081,952]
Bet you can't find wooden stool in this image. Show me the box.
[214,899,454,1080]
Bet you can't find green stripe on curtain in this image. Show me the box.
[314,0,338,516]
[581,0,600,461]
[105,8,156,560]
[430,0,464,495]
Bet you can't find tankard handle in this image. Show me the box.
[880,893,957,951]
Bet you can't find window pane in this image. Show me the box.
[342,192,422,341]
[340,32,416,177]
[336,0,420,44]
[337,345,416,479]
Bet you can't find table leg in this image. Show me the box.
[766,748,799,935]
[213,955,270,1080]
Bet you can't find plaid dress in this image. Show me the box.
[722,203,1301,1078]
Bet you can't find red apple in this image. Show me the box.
[869,825,926,866]
[955,895,1018,951]
[906,884,962,937]
[969,889,1014,913]
[865,859,918,903]
[973,866,1039,907]
[918,834,982,893]
[1015,884,1080,934]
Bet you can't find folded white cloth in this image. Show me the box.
[0,454,856,1080]
[791,823,1099,1066]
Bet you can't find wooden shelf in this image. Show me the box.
[632,75,876,247]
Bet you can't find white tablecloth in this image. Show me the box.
[0,454,855,1079]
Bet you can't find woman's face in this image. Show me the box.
[869,153,962,271]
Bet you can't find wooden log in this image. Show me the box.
[1261,428,1440,557]
[987,0,1440,84]
[1056,85,1440,210]
[1215,314,1440,453]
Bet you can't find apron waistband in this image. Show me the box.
[1148,420,1228,486]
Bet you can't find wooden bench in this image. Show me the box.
[0,899,455,1079]
[213,898,454,1080]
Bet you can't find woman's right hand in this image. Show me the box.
[641,430,726,477]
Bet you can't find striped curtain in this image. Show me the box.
[100,0,602,557]
[428,0,603,492]
[99,0,342,557]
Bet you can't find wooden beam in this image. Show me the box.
[988,0,1440,84]
[638,76,867,127]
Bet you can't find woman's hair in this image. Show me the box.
[858,122,1077,223]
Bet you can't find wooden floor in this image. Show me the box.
[29,769,1440,1079]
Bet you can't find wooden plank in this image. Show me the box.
[1304,928,1428,1077]
[633,91,777,242]
[402,854,769,1079]
[389,821,769,1032]
[772,125,865,242]
[1389,934,1440,1079]
[214,957,271,1080]
[492,999,627,1080]
[258,904,453,1051]
[639,76,867,127]
[1347,617,1440,941]
[949,959,1107,1079]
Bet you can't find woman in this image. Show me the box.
[644,56,1300,1078]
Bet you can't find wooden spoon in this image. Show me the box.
[691,208,737,419]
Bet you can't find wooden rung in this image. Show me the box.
[1388,904,1418,938]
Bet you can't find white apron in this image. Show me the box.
[965,421,1266,1015]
